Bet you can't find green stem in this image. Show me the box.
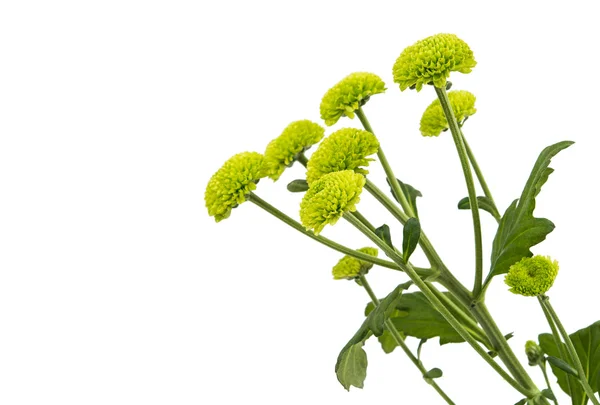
[352,210,377,233]
[460,129,500,223]
[345,212,534,397]
[297,152,309,166]
[539,295,600,405]
[434,86,483,297]
[540,362,559,405]
[538,295,575,400]
[246,192,406,272]
[355,107,416,218]
[358,274,456,405]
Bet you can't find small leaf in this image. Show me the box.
[486,141,573,285]
[547,356,579,377]
[514,399,527,405]
[402,218,421,262]
[286,179,308,192]
[457,196,500,221]
[375,224,393,249]
[505,332,515,341]
[366,282,412,337]
[423,368,443,379]
[541,388,556,401]
[386,178,422,218]
[336,342,368,391]
[378,330,400,354]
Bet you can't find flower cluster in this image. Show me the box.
[332,247,379,280]
[300,170,365,235]
[420,90,477,137]
[393,33,476,91]
[306,128,379,185]
[205,152,269,222]
[320,72,386,126]
[504,255,559,296]
[264,120,325,181]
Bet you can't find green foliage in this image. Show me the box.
[287,179,309,193]
[486,141,574,287]
[388,292,476,345]
[374,224,394,250]
[458,195,500,221]
[424,368,443,379]
[539,321,600,404]
[387,177,421,218]
[402,218,420,262]
[336,342,368,391]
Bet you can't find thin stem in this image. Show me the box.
[460,129,500,223]
[352,210,377,233]
[537,295,575,399]
[434,86,484,297]
[355,107,416,218]
[539,295,600,405]
[246,192,405,271]
[540,362,559,405]
[296,152,309,166]
[345,212,534,398]
[359,274,456,405]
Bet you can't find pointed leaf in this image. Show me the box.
[336,342,368,391]
[547,356,579,377]
[514,399,528,405]
[387,178,422,218]
[389,292,476,345]
[424,368,443,379]
[375,224,393,249]
[487,141,573,284]
[365,282,412,337]
[458,196,500,221]
[402,218,421,262]
[541,389,556,401]
[286,179,308,192]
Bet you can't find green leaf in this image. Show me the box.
[514,399,528,405]
[547,356,579,377]
[541,388,556,401]
[389,292,476,345]
[423,368,443,379]
[457,196,501,221]
[387,177,422,218]
[402,218,420,263]
[336,342,368,391]
[539,321,600,404]
[364,282,412,337]
[487,141,573,284]
[378,330,401,354]
[286,179,308,192]
[375,224,393,249]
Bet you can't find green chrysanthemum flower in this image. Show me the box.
[320,72,386,126]
[300,170,365,235]
[420,90,477,137]
[393,33,477,92]
[505,256,559,297]
[332,247,379,280]
[525,340,544,366]
[306,128,379,185]
[205,152,269,222]
[264,120,325,181]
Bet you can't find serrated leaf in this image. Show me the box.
[402,218,420,262]
[386,177,422,218]
[424,368,443,379]
[457,196,500,221]
[486,141,573,285]
[540,321,600,404]
[336,342,368,391]
[375,224,393,249]
[286,179,308,192]
[389,292,476,345]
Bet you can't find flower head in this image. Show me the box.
[420,90,477,137]
[525,340,544,366]
[205,152,269,222]
[300,170,365,235]
[306,128,379,185]
[504,255,559,297]
[332,247,379,280]
[393,33,476,91]
[264,120,325,181]
[320,72,386,126]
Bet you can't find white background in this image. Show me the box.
[1,1,599,404]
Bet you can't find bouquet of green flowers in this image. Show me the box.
[205,33,599,405]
